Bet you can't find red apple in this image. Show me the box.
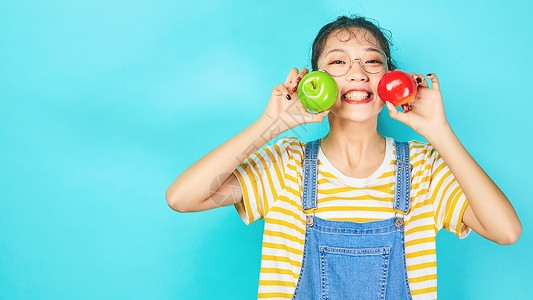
[377,70,417,106]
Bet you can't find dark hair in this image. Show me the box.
[311,15,397,71]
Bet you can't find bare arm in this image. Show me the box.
[386,73,522,245]
[165,114,288,212]
[426,126,521,245]
[166,67,329,213]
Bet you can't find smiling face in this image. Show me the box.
[316,27,388,123]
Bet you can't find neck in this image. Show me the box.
[321,114,385,168]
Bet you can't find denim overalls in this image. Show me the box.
[292,138,413,300]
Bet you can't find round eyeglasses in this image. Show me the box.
[317,48,388,77]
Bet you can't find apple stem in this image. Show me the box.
[311,81,316,89]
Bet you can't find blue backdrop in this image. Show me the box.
[1,0,531,299]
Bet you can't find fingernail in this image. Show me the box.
[427,73,432,77]
[293,75,303,92]
[286,94,291,100]
[416,77,422,84]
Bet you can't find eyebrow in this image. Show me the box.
[328,48,348,52]
[327,47,382,53]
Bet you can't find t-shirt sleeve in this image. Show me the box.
[426,145,472,239]
[232,137,295,225]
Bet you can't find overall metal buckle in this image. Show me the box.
[305,207,317,227]
[395,160,413,170]
[394,211,405,228]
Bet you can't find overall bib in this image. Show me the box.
[292,138,413,300]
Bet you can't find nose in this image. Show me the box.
[345,59,368,82]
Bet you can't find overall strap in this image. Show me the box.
[303,139,412,216]
[394,141,412,215]
[302,138,321,211]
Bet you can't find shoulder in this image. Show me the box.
[404,139,440,167]
[385,137,438,164]
[274,136,306,154]
[390,138,431,152]
[277,136,306,148]
[258,136,306,164]
[408,139,433,154]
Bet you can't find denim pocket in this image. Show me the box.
[319,246,391,300]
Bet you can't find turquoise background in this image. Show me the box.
[1,0,531,299]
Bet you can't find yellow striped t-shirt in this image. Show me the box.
[232,136,471,300]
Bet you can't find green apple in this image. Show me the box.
[297,71,338,112]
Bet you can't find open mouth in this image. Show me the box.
[342,90,373,103]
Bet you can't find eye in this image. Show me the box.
[329,60,346,65]
[365,59,384,64]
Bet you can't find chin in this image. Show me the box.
[337,111,378,123]
[334,104,381,121]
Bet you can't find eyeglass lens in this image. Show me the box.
[322,49,387,76]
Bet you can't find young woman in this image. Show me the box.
[166,15,521,299]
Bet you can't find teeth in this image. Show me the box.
[344,91,371,100]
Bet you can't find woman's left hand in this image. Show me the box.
[385,73,450,139]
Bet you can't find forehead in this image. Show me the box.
[322,27,382,54]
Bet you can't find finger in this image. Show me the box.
[274,83,292,101]
[411,73,425,88]
[303,109,330,124]
[426,73,440,90]
[410,73,419,87]
[386,101,408,123]
[292,68,310,92]
[285,68,299,87]
[310,109,330,122]
[416,73,428,88]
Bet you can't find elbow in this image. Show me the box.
[166,189,187,213]
[497,224,522,245]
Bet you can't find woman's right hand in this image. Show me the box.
[262,67,330,130]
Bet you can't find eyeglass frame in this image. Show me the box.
[317,47,390,77]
